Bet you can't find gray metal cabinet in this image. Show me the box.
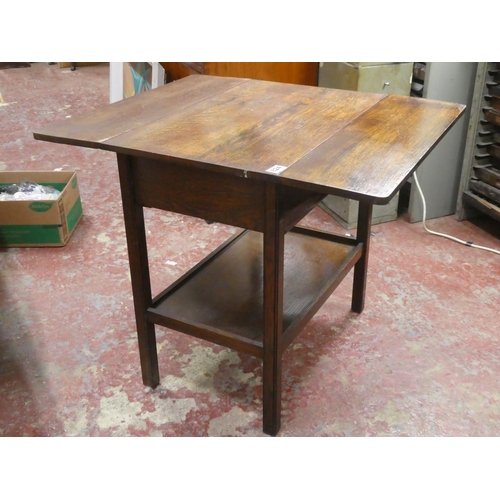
[407,62,477,223]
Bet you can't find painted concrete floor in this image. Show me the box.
[1,63,500,437]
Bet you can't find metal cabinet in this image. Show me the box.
[407,62,477,222]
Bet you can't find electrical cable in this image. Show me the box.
[412,171,500,256]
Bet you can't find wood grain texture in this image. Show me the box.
[131,156,266,231]
[282,95,466,203]
[34,75,465,204]
[104,79,383,174]
[262,183,284,436]
[117,154,159,388]
[470,179,500,205]
[462,190,500,222]
[475,166,500,189]
[130,157,326,233]
[351,202,372,313]
[485,109,500,127]
[203,62,319,86]
[161,62,319,86]
[489,144,500,160]
[33,75,246,148]
[147,230,357,350]
[160,62,203,81]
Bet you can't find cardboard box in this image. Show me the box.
[0,171,83,247]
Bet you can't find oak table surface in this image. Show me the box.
[34,75,465,436]
[34,75,465,204]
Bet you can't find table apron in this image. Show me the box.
[129,155,326,233]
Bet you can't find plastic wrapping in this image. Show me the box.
[0,179,61,201]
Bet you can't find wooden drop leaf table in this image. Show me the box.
[34,75,465,435]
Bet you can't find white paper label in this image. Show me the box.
[266,165,288,174]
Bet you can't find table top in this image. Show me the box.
[34,75,465,204]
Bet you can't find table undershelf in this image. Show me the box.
[147,227,362,358]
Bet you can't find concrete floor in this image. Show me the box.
[1,62,500,437]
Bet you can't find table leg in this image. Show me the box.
[117,154,160,388]
[262,184,284,436]
[351,201,373,313]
